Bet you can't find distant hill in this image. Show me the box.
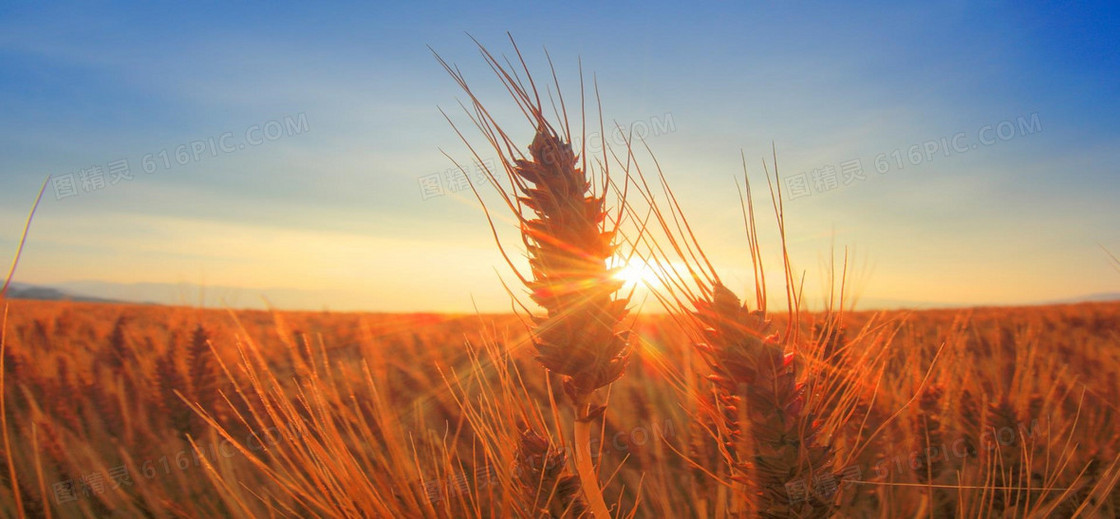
[1045,293,1120,304]
[1,281,120,303]
[4,279,1119,312]
[52,280,314,309]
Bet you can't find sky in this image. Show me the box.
[1,2,1118,313]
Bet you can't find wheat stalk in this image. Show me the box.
[435,36,632,518]
[619,150,844,516]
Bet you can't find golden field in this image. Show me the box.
[1,298,1118,517]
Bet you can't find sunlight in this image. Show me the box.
[610,256,661,290]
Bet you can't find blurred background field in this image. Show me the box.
[1,298,1117,517]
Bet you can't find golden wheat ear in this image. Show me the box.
[517,126,632,407]
[691,282,834,517]
[515,426,589,517]
[435,36,634,518]
[621,148,849,515]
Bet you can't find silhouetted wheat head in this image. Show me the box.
[693,283,835,517]
[620,151,846,516]
[516,126,631,408]
[516,427,588,517]
[434,38,632,411]
[435,35,635,517]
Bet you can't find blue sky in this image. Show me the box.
[1,2,1117,312]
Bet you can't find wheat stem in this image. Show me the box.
[1,303,25,519]
[574,403,611,518]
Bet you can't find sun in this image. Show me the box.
[610,257,661,289]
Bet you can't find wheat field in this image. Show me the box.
[1,297,1118,517]
[3,38,1120,519]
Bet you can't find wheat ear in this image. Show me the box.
[434,37,631,518]
[623,151,838,516]
[693,283,834,517]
